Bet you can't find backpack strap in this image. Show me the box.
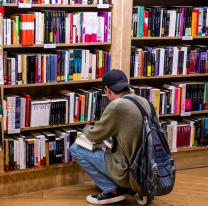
[123,96,148,117]
[124,96,156,117]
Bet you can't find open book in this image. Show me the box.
[75,135,104,151]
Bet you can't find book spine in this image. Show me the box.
[139,6,144,37]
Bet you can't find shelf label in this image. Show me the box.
[8,128,20,135]
[18,3,32,8]
[44,44,56,49]
[182,36,193,40]
[181,112,191,117]
[97,4,109,8]
[171,148,178,153]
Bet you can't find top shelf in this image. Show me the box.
[3,3,113,8]
[131,36,208,40]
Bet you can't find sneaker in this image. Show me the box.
[86,190,126,205]
[117,186,136,196]
[137,194,154,205]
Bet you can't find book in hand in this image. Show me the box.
[75,135,104,150]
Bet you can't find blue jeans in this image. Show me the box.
[70,143,117,194]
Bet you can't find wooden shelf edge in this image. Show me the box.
[1,162,78,176]
[3,3,113,8]
[3,42,111,48]
[131,36,208,40]
[4,79,102,88]
[4,120,97,133]
[159,110,208,118]
[130,73,208,80]
[176,146,208,153]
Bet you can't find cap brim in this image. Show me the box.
[109,83,129,92]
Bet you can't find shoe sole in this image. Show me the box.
[86,195,126,205]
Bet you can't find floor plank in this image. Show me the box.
[1,167,208,206]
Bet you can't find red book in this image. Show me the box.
[21,93,30,127]
[177,126,181,148]
[19,14,27,45]
[35,57,38,83]
[189,51,197,74]
[143,10,149,37]
[26,14,31,45]
[75,0,78,3]
[192,9,199,35]
[30,15,35,45]
[70,14,73,43]
[75,97,80,122]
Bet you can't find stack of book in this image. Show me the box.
[130,45,208,77]
[3,0,114,4]
[160,116,208,152]
[3,11,112,45]
[130,81,208,115]
[132,6,208,37]
[3,49,111,85]
[3,88,110,130]
[4,128,79,171]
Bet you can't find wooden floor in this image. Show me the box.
[0,167,208,206]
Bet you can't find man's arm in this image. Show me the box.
[83,102,118,143]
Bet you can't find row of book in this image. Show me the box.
[4,129,79,171]
[130,82,208,115]
[130,44,208,77]
[3,49,111,85]
[3,11,111,45]
[160,116,208,152]
[3,88,110,130]
[132,6,208,37]
[3,0,113,4]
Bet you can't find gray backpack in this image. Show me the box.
[124,96,176,196]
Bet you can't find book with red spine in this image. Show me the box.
[177,125,181,148]
[41,55,44,83]
[189,50,197,74]
[21,93,30,127]
[70,14,73,44]
[143,10,149,37]
[75,96,80,122]
[19,14,27,45]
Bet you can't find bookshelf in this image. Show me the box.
[129,0,208,172]
[0,0,125,198]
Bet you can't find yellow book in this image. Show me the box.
[22,54,26,84]
[152,89,160,114]
[41,13,44,44]
[147,65,151,77]
[192,126,195,147]
[191,12,197,36]
[46,141,49,166]
[99,50,103,79]
[177,88,181,113]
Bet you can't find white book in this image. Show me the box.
[7,97,12,130]
[73,15,77,43]
[70,0,74,4]
[30,102,35,127]
[180,47,188,75]
[58,0,61,4]
[168,10,176,37]
[77,13,80,43]
[164,118,178,152]
[3,19,7,45]
[38,12,41,44]
[45,0,49,4]
[172,47,178,75]
[16,140,20,169]
[41,13,44,44]
[159,9,164,37]
[100,17,105,42]
[85,50,90,80]
[134,49,139,77]
[17,135,26,169]
[81,50,86,80]
[88,92,92,121]
[20,97,26,128]
[159,48,165,76]
[65,17,70,44]
[108,12,111,42]
[3,100,7,130]
[92,54,96,79]
[7,19,11,45]
[52,0,55,4]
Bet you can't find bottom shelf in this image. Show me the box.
[1,161,77,176]
[1,146,208,176]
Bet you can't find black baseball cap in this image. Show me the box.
[102,69,129,92]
